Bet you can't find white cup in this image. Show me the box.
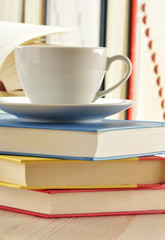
[14,46,132,104]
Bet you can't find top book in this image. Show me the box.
[1,113,165,160]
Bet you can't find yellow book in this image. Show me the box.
[0,154,165,189]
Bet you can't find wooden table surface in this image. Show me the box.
[1,210,165,240]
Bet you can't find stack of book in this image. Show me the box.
[1,112,165,218]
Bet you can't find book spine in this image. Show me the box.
[99,0,107,91]
[99,0,107,47]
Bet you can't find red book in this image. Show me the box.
[1,184,165,218]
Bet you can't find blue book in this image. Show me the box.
[1,113,165,160]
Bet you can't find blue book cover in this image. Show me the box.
[1,113,165,160]
[0,113,165,132]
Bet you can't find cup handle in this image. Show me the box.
[92,55,132,102]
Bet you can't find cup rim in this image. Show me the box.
[15,45,107,50]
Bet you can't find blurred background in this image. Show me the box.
[0,0,164,122]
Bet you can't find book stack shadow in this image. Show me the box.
[1,113,165,217]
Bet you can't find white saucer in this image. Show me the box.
[0,97,133,123]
